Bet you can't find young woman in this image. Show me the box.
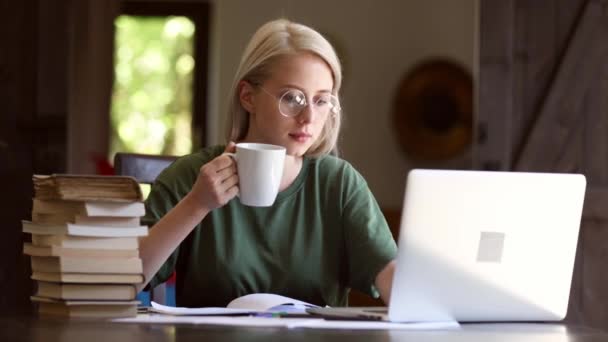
[138,18,397,307]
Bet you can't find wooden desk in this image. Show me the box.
[1,315,607,342]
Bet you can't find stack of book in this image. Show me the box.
[23,174,148,318]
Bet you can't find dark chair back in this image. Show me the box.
[113,152,179,306]
[113,153,178,184]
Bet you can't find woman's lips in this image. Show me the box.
[289,132,312,143]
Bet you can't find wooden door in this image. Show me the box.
[478,0,608,329]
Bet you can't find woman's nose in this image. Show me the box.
[297,103,315,124]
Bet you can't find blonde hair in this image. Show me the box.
[226,18,343,157]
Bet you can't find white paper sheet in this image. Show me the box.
[113,313,460,330]
[149,301,254,316]
[114,314,323,328]
[300,319,460,330]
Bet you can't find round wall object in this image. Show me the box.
[392,59,473,161]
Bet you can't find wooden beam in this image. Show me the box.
[583,62,608,185]
[583,188,608,221]
[580,218,608,326]
[554,118,584,173]
[515,0,608,171]
[512,0,559,167]
[474,0,514,171]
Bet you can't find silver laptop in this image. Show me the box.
[309,169,586,322]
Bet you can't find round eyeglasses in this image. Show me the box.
[260,87,341,118]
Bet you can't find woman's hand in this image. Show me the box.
[138,143,238,292]
[185,142,239,213]
[375,260,396,305]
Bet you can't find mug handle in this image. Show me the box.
[222,152,240,198]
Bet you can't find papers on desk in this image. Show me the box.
[113,313,459,330]
[114,294,460,330]
[149,301,255,316]
[114,314,320,328]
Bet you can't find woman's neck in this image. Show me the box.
[280,154,303,192]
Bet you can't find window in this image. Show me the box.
[109,2,209,161]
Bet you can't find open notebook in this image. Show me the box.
[148,293,318,316]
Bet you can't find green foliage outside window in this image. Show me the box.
[110,15,195,160]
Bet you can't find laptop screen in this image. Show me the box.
[388,169,586,322]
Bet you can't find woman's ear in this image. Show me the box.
[238,81,256,114]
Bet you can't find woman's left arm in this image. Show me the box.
[375,260,396,304]
[331,158,398,303]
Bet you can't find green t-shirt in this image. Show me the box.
[144,145,397,307]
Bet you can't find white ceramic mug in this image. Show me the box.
[226,143,286,207]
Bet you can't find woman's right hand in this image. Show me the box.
[186,142,239,213]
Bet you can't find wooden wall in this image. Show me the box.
[478,0,608,330]
[0,0,72,313]
[1,0,40,314]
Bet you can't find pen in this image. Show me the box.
[320,315,383,321]
[254,312,317,319]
